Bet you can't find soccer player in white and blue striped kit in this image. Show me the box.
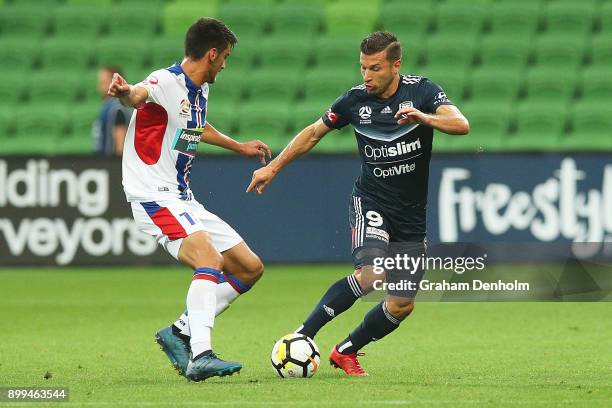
[109,18,271,381]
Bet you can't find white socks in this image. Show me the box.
[215,280,243,315]
[175,281,240,337]
[186,269,220,358]
[180,270,251,357]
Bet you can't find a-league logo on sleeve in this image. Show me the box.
[435,92,450,103]
[143,75,158,85]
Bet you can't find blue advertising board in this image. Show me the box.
[1,153,610,265]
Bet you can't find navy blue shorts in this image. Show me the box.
[349,194,425,264]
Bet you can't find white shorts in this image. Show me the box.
[131,198,243,260]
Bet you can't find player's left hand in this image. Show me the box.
[246,166,277,195]
[239,140,272,164]
[395,107,430,126]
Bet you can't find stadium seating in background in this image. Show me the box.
[293,103,328,134]
[579,66,611,101]
[303,68,362,107]
[566,102,612,150]
[53,5,108,38]
[208,68,247,108]
[507,102,565,150]
[270,4,323,39]
[149,35,186,69]
[523,67,575,105]
[248,70,301,105]
[30,72,82,105]
[66,0,112,4]
[533,34,586,71]
[601,2,612,34]
[258,37,313,74]
[478,36,530,71]
[163,0,217,35]
[96,38,149,78]
[434,3,485,40]
[325,0,380,37]
[107,5,160,37]
[223,37,257,70]
[205,102,237,138]
[9,107,67,155]
[424,67,468,106]
[0,72,26,108]
[56,104,99,154]
[423,36,476,71]
[315,127,358,153]
[468,68,520,107]
[543,2,595,37]
[0,38,38,71]
[315,36,361,71]
[236,102,292,152]
[0,5,51,39]
[380,2,432,42]
[488,2,540,40]
[218,4,271,38]
[590,35,612,66]
[40,38,94,72]
[440,102,509,152]
[1,0,611,154]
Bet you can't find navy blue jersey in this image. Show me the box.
[322,74,453,211]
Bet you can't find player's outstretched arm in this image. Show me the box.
[202,122,271,164]
[107,73,149,108]
[246,119,332,194]
[395,105,470,135]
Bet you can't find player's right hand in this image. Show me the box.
[107,73,131,97]
[246,166,277,195]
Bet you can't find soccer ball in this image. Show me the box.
[271,333,320,378]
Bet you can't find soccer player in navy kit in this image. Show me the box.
[248,32,469,375]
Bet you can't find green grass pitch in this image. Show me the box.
[0,266,610,407]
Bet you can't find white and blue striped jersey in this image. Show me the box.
[122,63,208,202]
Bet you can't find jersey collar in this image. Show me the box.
[167,63,201,93]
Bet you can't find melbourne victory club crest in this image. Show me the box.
[359,106,372,124]
[179,99,192,120]
[399,101,413,110]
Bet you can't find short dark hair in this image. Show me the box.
[184,18,238,60]
[360,31,402,62]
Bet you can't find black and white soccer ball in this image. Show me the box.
[271,333,320,378]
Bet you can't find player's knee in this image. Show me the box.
[179,234,224,270]
[386,299,415,320]
[353,247,387,293]
[209,251,225,271]
[353,264,380,294]
[234,253,264,286]
[248,255,264,282]
[190,250,224,271]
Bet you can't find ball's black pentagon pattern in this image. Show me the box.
[307,339,320,359]
[272,334,320,378]
[270,358,285,378]
[283,337,310,377]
